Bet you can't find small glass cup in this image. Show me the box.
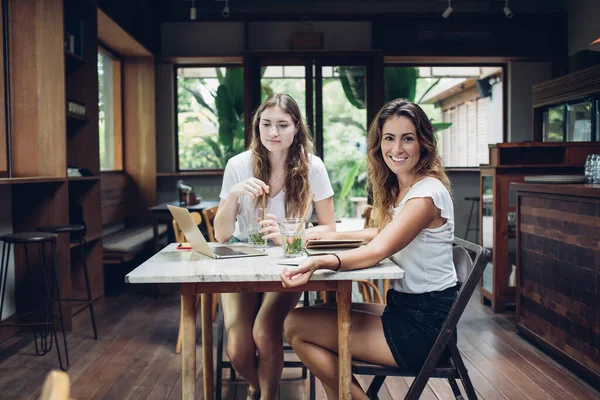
[247,207,267,248]
[280,218,305,258]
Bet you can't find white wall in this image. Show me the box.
[568,0,600,55]
[0,186,15,321]
[507,62,553,142]
[488,81,504,145]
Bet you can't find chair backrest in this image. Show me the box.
[362,205,373,229]
[356,279,384,304]
[172,212,202,243]
[202,206,219,242]
[40,370,71,400]
[417,237,491,373]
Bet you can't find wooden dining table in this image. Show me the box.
[126,243,404,399]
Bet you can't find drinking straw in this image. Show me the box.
[261,193,266,221]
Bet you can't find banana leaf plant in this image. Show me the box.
[184,68,246,168]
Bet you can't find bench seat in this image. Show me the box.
[103,225,167,264]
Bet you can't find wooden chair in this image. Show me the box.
[40,370,71,400]
[352,237,491,399]
[173,212,218,354]
[202,205,219,242]
[356,279,384,304]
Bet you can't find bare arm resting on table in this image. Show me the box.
[281,196,441,287]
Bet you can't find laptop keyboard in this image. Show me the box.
[212,246,247,256]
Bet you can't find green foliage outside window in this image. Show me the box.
[177,67,245,169]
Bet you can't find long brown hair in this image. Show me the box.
[250,93,314,217]
[367,98,450,228]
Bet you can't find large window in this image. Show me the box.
[176,66,245,170]
[384,66,504,168]
[98,47,122,171]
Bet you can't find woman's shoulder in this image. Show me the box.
[226,150,253,169]
[307,153,326,170]
[413,176,449,195]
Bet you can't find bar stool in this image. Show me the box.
[464,197,480,244]
[36,224,98,340]
[0,232,69,371]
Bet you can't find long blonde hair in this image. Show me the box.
[250,93,314,217]
[367,98,450,228]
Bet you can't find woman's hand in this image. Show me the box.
[303,230,339,245]
[231,178,269,200]
[259,214,281,245]
[280,257,320,288]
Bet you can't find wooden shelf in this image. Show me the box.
[0,177,65,185]
[67,176,100,182]
[69,232,102,249]
[67,112,88,122]
[157,170,224,178]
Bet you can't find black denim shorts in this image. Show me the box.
[381,285,458,370]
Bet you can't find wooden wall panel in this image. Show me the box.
[8,0,65,177]
[516,191,600,384]
[123,58,156,224]
[0,0,7,174]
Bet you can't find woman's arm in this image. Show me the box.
[305,196,336,234]
[281,197,439,287]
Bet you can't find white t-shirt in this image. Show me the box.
[389,177,457,294]
[219,150,334,241]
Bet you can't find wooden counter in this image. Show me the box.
[512,182,600,388]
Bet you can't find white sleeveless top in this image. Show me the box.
[389,177,457,294]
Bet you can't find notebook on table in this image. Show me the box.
[167,205,268,259]
[304,239,363,255]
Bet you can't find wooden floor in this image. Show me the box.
[0,286,598,400]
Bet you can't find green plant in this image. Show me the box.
[248,230,266,246]
[181,68,246,168]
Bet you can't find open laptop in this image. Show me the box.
[167,205,268,259]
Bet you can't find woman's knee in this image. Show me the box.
[226,327,256,369]
[283,307,305,345]
[252,320,283,353]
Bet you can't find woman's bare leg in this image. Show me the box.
[252,291,303,400]
[221,293,262,391]
[284,303,396,399]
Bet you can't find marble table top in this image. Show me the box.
[126,243,404,284]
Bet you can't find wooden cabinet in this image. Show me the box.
[479,142,600,312]
[513,183,600,386]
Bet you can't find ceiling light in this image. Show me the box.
[222,0,230,18]
[588,38,600,52]
[442,0,453,19]
[503,0,513,19]
[190,0,197,20]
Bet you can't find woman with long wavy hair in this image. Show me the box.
[214,93,336,399]
[281,99,456,399]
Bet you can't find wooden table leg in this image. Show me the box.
[181,284,196,400]
[337,281,352,400]
[201,293,214,399]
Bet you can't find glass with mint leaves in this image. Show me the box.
[280,218,305,258]
[247,207,267,248]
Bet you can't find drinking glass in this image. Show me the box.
[279,218,305,258]
[247,207,267,248]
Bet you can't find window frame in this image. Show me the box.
[98,44,123,172]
